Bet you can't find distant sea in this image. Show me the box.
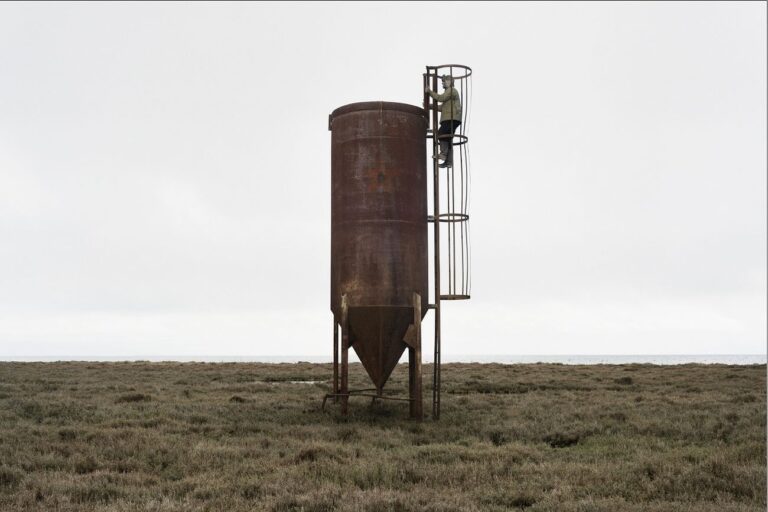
[2,355,765,365]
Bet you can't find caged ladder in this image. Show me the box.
[423,64,472,420]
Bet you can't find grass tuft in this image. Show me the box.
[73,455,99,474]
[543,431,581,448]
[115,393,151,403]
[489,429,510,446]
[0,467,23,490]
[58,428,77,441]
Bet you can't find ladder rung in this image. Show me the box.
[439,294,471,301]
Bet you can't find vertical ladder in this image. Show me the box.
[423,64,472,420]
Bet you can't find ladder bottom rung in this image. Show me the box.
[439,294,471,301]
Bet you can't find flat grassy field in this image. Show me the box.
[0,361,764,511]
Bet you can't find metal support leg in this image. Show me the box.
[333,319,339,403]
[409,292,423,420]
[341,294,349,415]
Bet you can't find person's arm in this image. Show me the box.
[428,89,452,102]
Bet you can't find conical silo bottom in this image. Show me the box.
[347,306,413,391]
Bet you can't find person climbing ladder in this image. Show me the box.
[425,74,462,168]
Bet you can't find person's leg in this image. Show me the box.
[437,122,451,159]
[441,121,461,167]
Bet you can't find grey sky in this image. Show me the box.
[0,2,765,357]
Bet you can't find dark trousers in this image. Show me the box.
[438,120,461,162]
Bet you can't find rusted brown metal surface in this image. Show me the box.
[329,101,428,396]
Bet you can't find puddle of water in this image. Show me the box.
[264,380,325,385]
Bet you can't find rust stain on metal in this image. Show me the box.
[364,166,403,194]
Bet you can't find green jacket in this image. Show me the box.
[429,86,462,122]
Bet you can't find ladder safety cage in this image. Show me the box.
[424,64,472,301]
[423,64,472,420]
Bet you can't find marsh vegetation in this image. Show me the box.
[0,361,764,511]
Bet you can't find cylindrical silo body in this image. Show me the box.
[329,101,428,389]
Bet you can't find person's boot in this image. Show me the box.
[439,147,453,167]
[435,139,449,161]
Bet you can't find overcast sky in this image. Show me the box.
[0,2,765,358]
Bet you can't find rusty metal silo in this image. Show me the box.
[324,64,472,421]
[328,101,428,418]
